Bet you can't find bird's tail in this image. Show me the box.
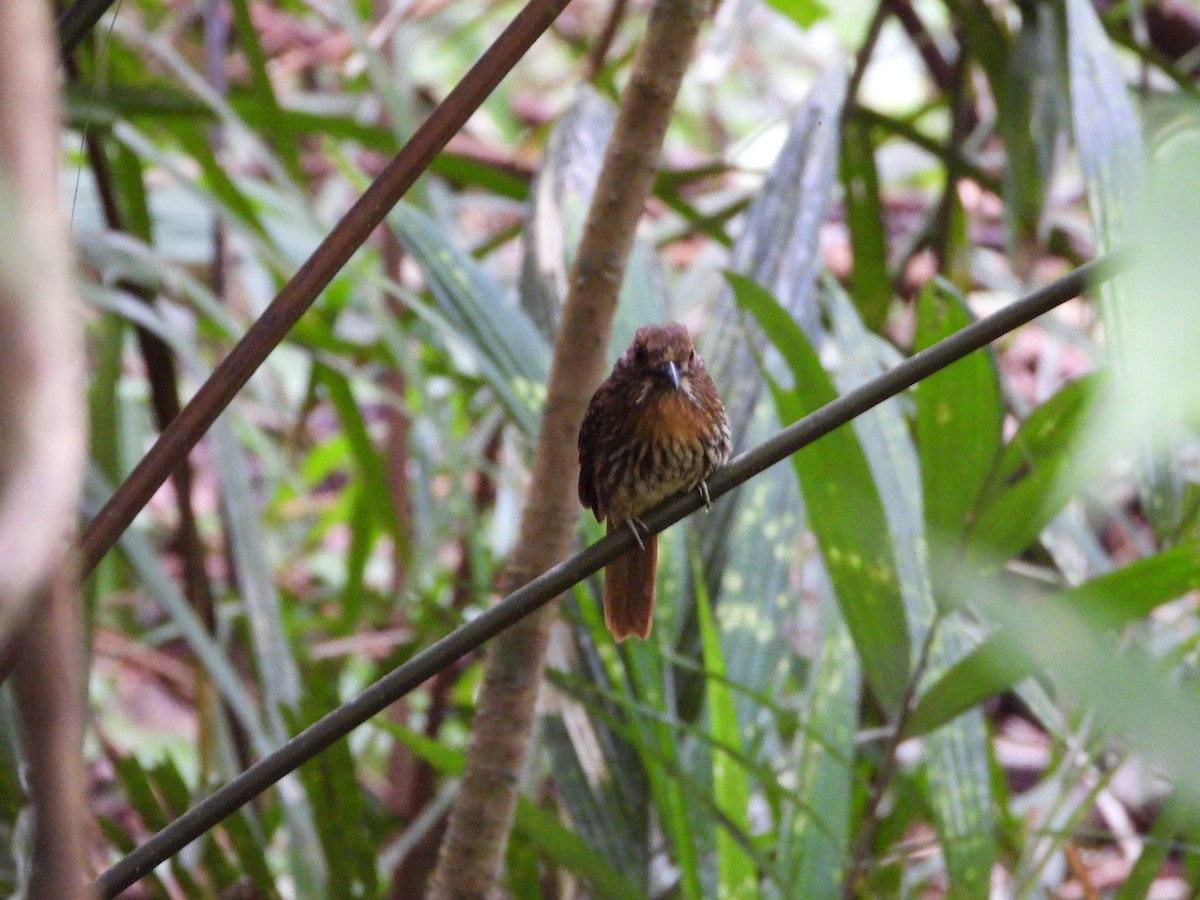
[603,521,657,641]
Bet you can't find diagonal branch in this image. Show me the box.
[76,0,573,578]
[95,252,1120,899]
[57,0,118,57]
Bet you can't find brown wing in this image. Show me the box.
[577,382,609,518]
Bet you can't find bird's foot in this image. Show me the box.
[697,480,713,511]
[624,516,648,550]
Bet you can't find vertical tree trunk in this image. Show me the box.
[0,0,91,896]
[14,575,91,900]
[427,0,713,895]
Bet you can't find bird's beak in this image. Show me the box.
[656,361,681,390]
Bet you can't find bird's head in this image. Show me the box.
[622,322,699,393]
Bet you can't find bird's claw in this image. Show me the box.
[698,480,713,511]
[625,516,648,550]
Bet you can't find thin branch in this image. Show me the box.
[95,252,1121,899]
[57,0,118,57]
[928,29,969,270]
[844,2,890,113]
[585,0,630,82]
[849,103,1000,195]
[76,0,574,578]
[886,0,953,93]
[62,52,220,641]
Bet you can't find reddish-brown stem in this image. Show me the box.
[586,0,630,81]
[886,0,954,93]
[77,0,574,577]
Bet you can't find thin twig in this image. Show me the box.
[95,253,1121,899]
[585,0,630,82]
[849,103,999,195]
[57,0,119,56]
[885,0,953,93]
[928,29,969,270]
[844,2,890,115]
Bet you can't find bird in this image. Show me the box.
[578,322,731,641]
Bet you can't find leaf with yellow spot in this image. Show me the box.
[728,272,910,714]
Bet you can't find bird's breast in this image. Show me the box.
[634,389,710,442]
[596,390,719,519]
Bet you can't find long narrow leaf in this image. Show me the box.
[696,565,756,899]
[968,374,1105,563]
[779,616,857,896]
[911,537,1200,735]
[825,278,995,894]
[389,202,548,434]
[729,272,910,713]
[914,280,1003,577]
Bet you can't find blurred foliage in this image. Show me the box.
[26,0,1200,895]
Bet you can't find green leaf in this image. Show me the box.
[227,0,302,181]
[759,0,828,29]
[975,579,1200,805]
[65,83,531,200]
[728,272,910,714]
[1066,0,1187,541]
[907,632,1026,738]
[504,838,543,900]
[220,804,278,897]
[998,4,1065,255]
[623,643,705,900]
[513,803,643,900]
[849,106,1001,195]
[112,754,170,834]
[88,315,127,485]
[696,564,756,899]
[914,280,1003,565]
[315,365,404,547]
[518,87,667,347]
[389,202,548,434]
[687,69,846,722]
[779,618,857,896]
[839,119,890,331]
[111,142,154,241]
[968,374,1105,564]
[947,0,1010,102]
[824,280,995,896]
[1067,0,1145,256]
[545,663,791,894]
[288,669,380,898]
[431,152,529,200]
[540,714,648,889]
[910,538,1200,735]
[174,122,269,241]
[112,757,206,895]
